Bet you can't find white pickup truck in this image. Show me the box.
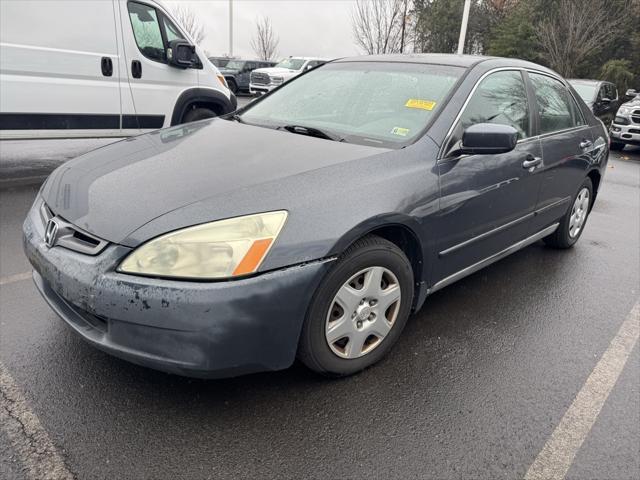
[249,57,327,95]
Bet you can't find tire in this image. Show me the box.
[298,235,414,377]
[543,177,593,249]
[610,141,625,151]
[182,107,216,123]
[228,79,238,94]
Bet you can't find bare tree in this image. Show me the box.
[536,0,627,77]
[352,0,407,54]
[250,16,280,61]
[171,5,205,45]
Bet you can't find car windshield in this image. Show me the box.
[275,58,306,70]
[224,60,245,70]
[571,83,597,102]
[239,62,463,148]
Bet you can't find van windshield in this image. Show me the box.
[571,83,597,102]
[275,58,306,70]
[239,62,463,148]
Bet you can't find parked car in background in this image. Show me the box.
[208,56,233,68]
[0,0,235,139]
[25,54,609,379]
[219,59,277,94]
[249,57,327,95]
[569,79,620,127]
[610,91,640,150]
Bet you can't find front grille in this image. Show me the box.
[251,72,270,85]
[629,128,640,134]
[40,202,108,255]
[631,110,640,124]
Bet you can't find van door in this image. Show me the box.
[0,0,121,139]
[117,0,199,132]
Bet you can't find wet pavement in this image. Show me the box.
[0,146,639,479]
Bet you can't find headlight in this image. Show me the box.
[118,211,287,279]
[271,76,284,84]
[618,106,632,116]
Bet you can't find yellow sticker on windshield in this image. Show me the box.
[391,127,410,136]
[405,99,437,110]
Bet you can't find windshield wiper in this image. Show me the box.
[232,113,245,123]
[279,124,343,142]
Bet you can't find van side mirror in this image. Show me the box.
[167,40,195,68]
[457,123,519,155]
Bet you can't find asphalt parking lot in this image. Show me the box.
[1,144,639,479]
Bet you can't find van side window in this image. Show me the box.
[161,15,184,43]
[529,73,585,134]
[458,70,530,139]
[128,2,165,62]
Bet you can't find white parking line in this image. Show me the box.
[0,271,32,286]
[525,301,640,480]
[0,362,74,480]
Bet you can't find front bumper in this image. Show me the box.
[610,122,640,145]
[249,83,276,94]
[23,201,331,378]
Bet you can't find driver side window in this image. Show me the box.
[458,70,531,140]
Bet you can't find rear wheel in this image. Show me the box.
[544,177,593,249]
[610,141,625,151]
[182,107,216,123]
[298,235,414,377]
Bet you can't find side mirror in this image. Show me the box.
[458,123,518,155]
[625,89,637,97]
[601,97,611,104]
[167,40,195,68]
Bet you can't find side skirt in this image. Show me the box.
[428,223,559,295]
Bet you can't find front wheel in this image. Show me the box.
[544,177,593,249]
[182,107,216,123]
[298,235,414,377]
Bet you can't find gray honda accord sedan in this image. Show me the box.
[24,54,609,378]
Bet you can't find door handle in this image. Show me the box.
[522,155,542,170]
[101,57,113,77]
[579,139,593,149]
[131,60,142,79]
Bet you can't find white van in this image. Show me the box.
[0,0,235,140]
[249,57,327,95]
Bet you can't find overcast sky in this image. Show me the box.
[164,0,360,60]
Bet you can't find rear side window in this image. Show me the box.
[128,2,165,62]
[529,73,585,134]
[458,70,531,139]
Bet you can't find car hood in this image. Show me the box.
[41,119,385,246]
[253,67,298,75]
[622,97,640,108]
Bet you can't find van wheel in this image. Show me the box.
[182,107,216,123]
[298,235,414,377]
[610,141,625,151]
[544,177,593,249]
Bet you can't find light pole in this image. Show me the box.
[229,0,233,57]
[457,0,471,55]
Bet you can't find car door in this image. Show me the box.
[118,0,198,131]
[434,70,543,281]
[240,62,257,89]
[526,71,594,232]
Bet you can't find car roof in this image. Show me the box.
[332,53,558,74]
[568,79,605,85]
